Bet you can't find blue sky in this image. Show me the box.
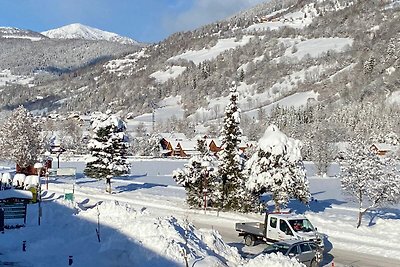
[0,0,264,43]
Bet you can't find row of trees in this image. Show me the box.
[173,84,310,212]
[173,84,400,228]
[0,106,131,182]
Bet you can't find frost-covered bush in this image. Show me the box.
[245,124,310,211]
[0,106,44,168]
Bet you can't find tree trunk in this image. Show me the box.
[357,208,367,228]
[274,200,281,212]
[356,191,364,228]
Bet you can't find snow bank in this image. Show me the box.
[241,253,304,267]
[0,199,242,267]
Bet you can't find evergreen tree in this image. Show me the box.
[173,138,218,208]
[245,125,310,212]
[217,83,255,212]
[0,106,44,169]
[340,141,400,228]
[84,112,130,179]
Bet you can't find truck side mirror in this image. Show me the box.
[288,253,295,258]
[315,227,318,231]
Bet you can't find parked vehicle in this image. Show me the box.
[235,212,324,248]
[261,240,323,267]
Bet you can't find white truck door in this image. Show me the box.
[278,219,295,240]
[266,215,279,241]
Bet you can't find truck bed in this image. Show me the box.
[235,222,265,237]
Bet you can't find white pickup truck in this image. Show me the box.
[235,212,324,248]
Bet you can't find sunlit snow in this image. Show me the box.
[150,66,187,84]
[168,36,253,65]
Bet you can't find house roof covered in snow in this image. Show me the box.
[159,132,187,141]
[0,189,33,200]
[370,143,395,152]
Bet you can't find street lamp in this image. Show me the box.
[51,145,66,168]
[34,162,43,226]
[201,162,213,214]
[44,151,51,190]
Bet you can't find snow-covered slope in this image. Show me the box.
[42,23,139,45]
[0,27,46,41]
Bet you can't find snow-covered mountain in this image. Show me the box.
[0,27,46,41]
[41,23,139,45]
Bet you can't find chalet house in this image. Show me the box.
[173,141,199,157]
[370,143,395,156]
[206,138,222,153]
[159,133,188,157]
[159,133,255,158]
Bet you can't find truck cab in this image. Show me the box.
[235,212,324,248]
[266,213,322,247]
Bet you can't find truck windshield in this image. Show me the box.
[263,243,290,255]
[289,219,315,232]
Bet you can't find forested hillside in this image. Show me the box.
[0,0,399,160]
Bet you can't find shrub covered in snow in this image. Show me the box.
[0,106,44,168]
[245,124,310,211]
[173,138,219,208]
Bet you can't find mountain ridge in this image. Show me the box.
[0,0,399,146]
[41,23,139,45]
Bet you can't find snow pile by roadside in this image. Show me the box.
[240,253,304,267]
[1,199,250,267]
[79,200,242,266]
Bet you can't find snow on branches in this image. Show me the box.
[173,138,218,208]
[245,124,310,212]
[84,112,130,179]
[217,83,256,212]
[340,141,400,228]
[0,106,44,168]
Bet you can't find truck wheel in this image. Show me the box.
[244,235,255,246]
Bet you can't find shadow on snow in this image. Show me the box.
[0,199,181,267]
[114,182,167,193]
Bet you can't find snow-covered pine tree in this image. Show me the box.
[217,83,256,212]
[340,141,400,228]
[172,138,217,208]
[84,112,130,179]
[0,106,44,169]
[245,124,310,212]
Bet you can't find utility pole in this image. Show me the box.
[150,101,158,133]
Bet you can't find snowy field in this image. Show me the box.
[168,36,253,65]
[1,158,399,267]
[275,38,353,62]
[246,3,318,32]
[0,69,35,87]
[150,66,187,84]
[126,96,185,132]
